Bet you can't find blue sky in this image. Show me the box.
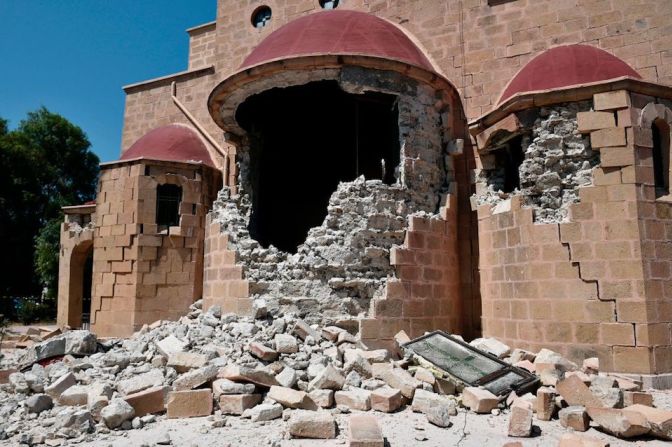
[0,0,215,162]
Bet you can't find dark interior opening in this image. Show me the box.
[82,250,93,328]
[493,134,525,193]
[236,80,400,253]
[157,184,182,227]
[652,118,670,197]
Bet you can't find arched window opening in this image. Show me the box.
[251,6,272,28]
[319,0,340,9]
[157,184,182,228]
[652,118,671,197]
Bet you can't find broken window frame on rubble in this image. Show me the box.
[401,330,538,397]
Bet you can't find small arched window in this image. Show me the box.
[251,6,272,28]
[157,184,182,227]
[652,118,671,197]
[319,0,339,9]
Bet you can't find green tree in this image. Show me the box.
[0,108,99,300]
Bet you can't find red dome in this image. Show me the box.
[499,44,640,104]
[240,10,434,72]
[120,124,214,167]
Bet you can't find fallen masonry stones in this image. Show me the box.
[335,389,372,411]
[288,410,336,439]
[245,403,283,422]
[586,407,650,438]
[0,368,17,384]
[558,433,609,447]
[309,364,345,390]
[212,378,256,398]
[218,393,262,415]
[411,389,456,415]
[371,388,403,413]
[535,387,556,421]
[274,334,299,354]
[276,367,298,388]
[156,334,187,357]
[349,414,384,447]
[372,363,419,398]
[45,371,76,398]
[426,403,452,428]
[508,406,533,437]
[625,404,672,440]
[556,375,604,408]
[268,386,316,410]
[117,369,164,396]
[249,342,278,361]
[462,387,499,414]
[293,320,320,341]
[123,386,170,417]
[58,385,89,406]
[167,389,213,418]
[101,398,135,429]
[218,365,279,387]
[469,338,511,359]
[24,394,53,414]
[172,365,218,391]
[167,352,208,372]
[623,391,653,407]
[308,389,334,408]
[559,406,590,432]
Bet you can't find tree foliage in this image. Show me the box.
[0,108,99,299]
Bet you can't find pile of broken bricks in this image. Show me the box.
[0,300,670,446]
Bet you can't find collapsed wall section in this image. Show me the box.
[203,66,463,332]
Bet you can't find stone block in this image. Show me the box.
[535,388,556,421]
[155,335,187,357]
[577,111,616,133]
[462,387,499,414]
[371,387,403,413]
[212,378,255,398]
[558,433,609,447]
[217,391,262,415]
[559,406,590,432]
[117,369,164,396]
[0,369,17,385]
[508,406,533,437]
[274,333,299,353]
[288,410,336,439]
[623,391,653,407]
[348,414,384,447]
[308,364,345,391]
[217,365,279,387]
[335,389,372,411]
[293,319,320,341]
[249,342,278,361]
[246,403,282,422]
[556,375,603,408]
[593,90,630,111]
[624,404,672,440]
[586,407,650,438]
[308,389,334,408]
[411,389,456,415]
[123,386,169,417]
[45,372,76,398]
[591,127,626,148]
[166,352,208,373]
[372,363,420,399]
[167,389,213,418]
[173,365,218,391]
[58,385,89,406]
[268,386,316,410]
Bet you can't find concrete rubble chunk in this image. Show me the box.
[556,375,603,408]
[268,386,316,410]
[559,406,590,432]
[276,367,298,389]
[624,404,672,440]
[166,352,208,372]
[322,326,345,341]
[535,387,556,421]
[45,371,76,398]
[586,407,650,438]
[101,398,135,429]
[335,389,372,411]
[534,348,577,372]
[58,385,89,406]
[308,364,345,391]
[0,368,17,385]
[509,349,536,363]
[117,369,164,396]
[172,364,218,391]
[349,414,384,447]
[582,357,599,374]
[25,394,53,414]
[212,378,255,398]
[249,341,278,361]
[426,403,452,428]
[508,405,533,437]
[462,387,499,414]
[413,367,436,385]
[274,333,299,353]
[218,364,279,387]
[359,349,390,363]
[20,330,97,367]
[155,334,187,357]
[246,403,283,422]
[434,377,456,396]
[558,433,609,447]
[123,386,169,417]
[372,363,420,399]
[293,320,320,341]
[87,382,113,420]
[167,389,213,418]
[288,410,336,439]
[411,389,456,415]
[469,337,511,358]
[308,389,334,408]
[9,372,29,393]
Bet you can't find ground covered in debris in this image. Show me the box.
[1,301,671,446]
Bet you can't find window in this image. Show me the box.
[319,0,339,9]
[156,184,182,227]
[652,118,671,197]
[251,6,272,28]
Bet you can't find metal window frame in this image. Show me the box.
[402,330,539,396]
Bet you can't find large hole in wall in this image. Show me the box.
[236,80,400,253]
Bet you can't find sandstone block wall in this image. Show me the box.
[90,160,219,337]
[477,88,672,375]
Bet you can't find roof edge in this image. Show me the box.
[123,65,215,93]
[186,21,216,35]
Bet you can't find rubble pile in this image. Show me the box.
[1,303,670,446]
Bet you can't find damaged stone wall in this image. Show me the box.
[204,68,456,325]
[475,102,599,223]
